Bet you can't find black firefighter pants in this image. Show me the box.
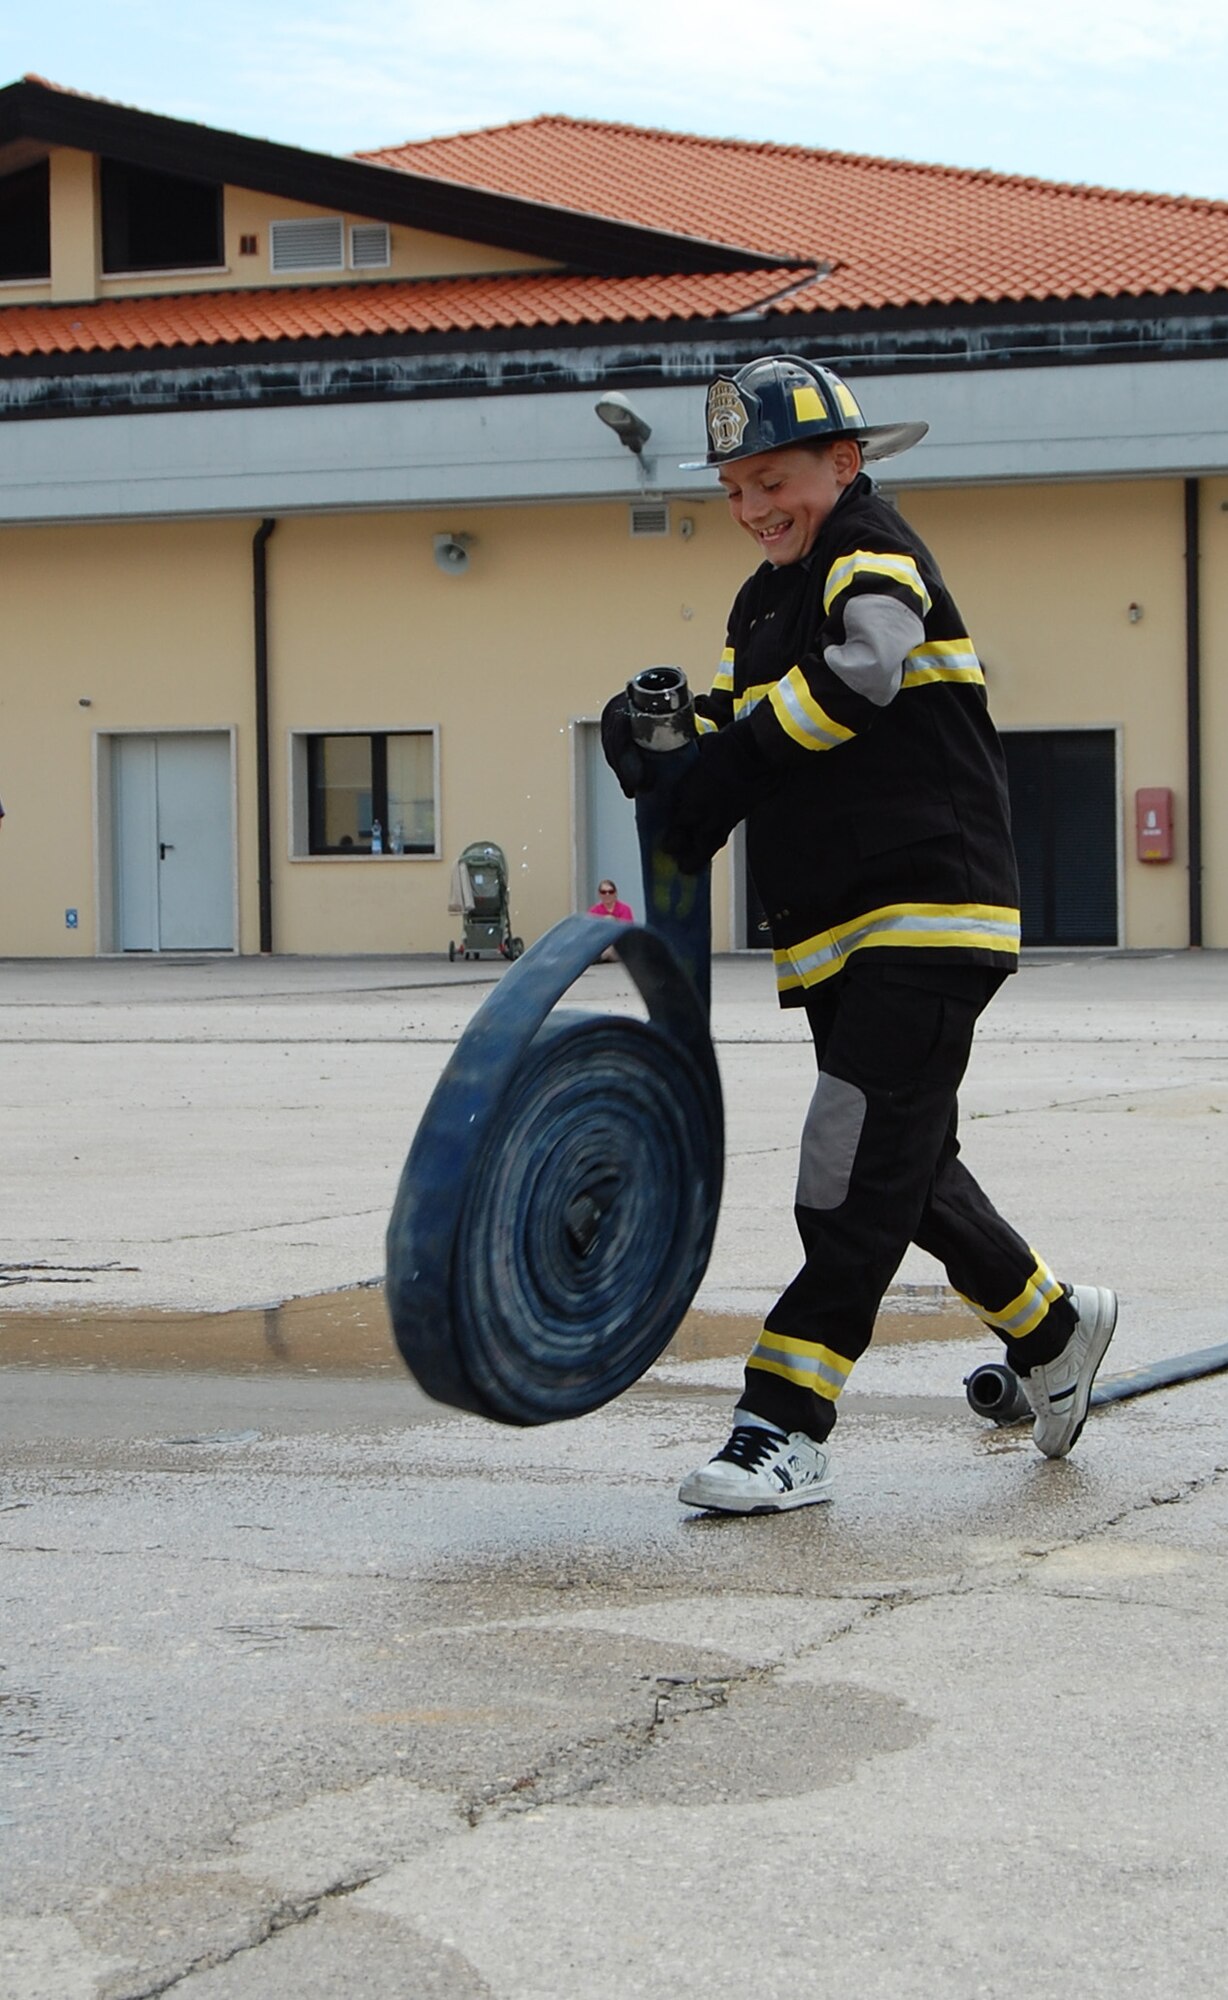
[738,956,1077,1443]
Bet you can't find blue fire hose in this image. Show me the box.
[385,669,721,1425]
[965,1343,1228,1426]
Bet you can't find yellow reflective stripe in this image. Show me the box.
[747,1329,854,1401]
[696,714,719,735]
[768,665,856,752]
[733,680,775,720]
[955,1259,1065,1340]
[711,647,736,695]
[902,638,984,688]
[832,379,866,422]
[823,550,932,617]
[792,384,828,425]
[773,901,1021,991]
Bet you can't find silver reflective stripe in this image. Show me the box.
[748,1337,848,1396]
[772,673,848,749]
[902,642,984,687]
[958,1261,1064,1338]
[785,908,1021,983]
[796,1071,866,1211]
[823,550,931,616]
[991,1294,1050,1338]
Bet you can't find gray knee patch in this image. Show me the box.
[796,1071,867,1211]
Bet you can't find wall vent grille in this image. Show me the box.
[350,223,391,269]
[269,217,345,273]
[629,503,670,537]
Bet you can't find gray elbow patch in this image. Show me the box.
[795,1071,867,1211]
[824,595,925,706]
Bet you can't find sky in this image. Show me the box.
[4,0,1228,203]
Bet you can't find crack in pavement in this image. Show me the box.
[965,1077,1228,1123]
[460,1667,757,1826]
[34,1467,1228,1993]
[819,1464,1228,1631]
[111,1872,380,2000]
[1082,1459,1228,1534]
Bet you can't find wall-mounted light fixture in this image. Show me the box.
[1127,602,1144,623]
[595,391,656,483]
[434,532,474,575]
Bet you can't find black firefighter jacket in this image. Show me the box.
[697,472,1021,1005]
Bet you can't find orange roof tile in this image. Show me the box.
[0,268,812,360]
[360,116,1228,310]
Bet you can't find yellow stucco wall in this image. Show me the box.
[267,498,739,955]
[1198,476,1228,947]
[48,147,100,303]
[0,516,256,955]
[0,477,1218,959]
[216,187,558,288]
[901,477,1195,949]
[0,498,740,957]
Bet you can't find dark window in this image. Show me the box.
[1002,729,1118,946]
[0,160,51,281]
[306,733,436,855]
[100,157,222,273]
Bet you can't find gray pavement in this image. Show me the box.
[2,949,1228,1998]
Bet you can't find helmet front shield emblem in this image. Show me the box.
[706,379,751,457]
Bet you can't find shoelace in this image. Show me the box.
[713,1424,788,1471]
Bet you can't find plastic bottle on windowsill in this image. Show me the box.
[370,819,383,854]
[390,821,405,854]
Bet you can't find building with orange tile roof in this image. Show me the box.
[1,75,1226,961]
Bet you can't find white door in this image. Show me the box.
[113,733,234,951]
[577,721,643,921]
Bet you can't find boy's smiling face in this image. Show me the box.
[718,437,862,567]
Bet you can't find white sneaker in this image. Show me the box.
[678,1422,834,1514]
[1021,1285,1118,1458]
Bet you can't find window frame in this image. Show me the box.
[99,157,224,277]
[0,159,51,283]
[290,726,441,860]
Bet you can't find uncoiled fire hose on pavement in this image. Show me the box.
[385,669,721,1425]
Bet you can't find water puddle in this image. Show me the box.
[0,1289,975,1377]
[0,1288,396,1376]
[666,1304,975,1362]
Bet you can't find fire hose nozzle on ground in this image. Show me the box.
[963,1361,1033,1425]
[965,1341,1228,1427]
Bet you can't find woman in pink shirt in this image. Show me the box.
[588,880,634,923]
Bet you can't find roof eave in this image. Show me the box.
[0,78,788,278]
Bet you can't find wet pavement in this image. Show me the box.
[2,951,1228,1997]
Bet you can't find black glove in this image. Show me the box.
[661,720,774,876]
[600,692,656,798]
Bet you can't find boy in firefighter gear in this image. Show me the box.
[602,353,1117,1513]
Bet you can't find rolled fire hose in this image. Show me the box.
[385,668,722,1425]
[965,1343,1228,1426]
